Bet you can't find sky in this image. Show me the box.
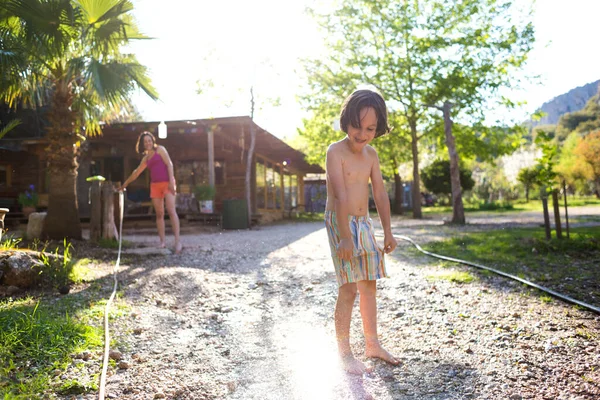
[127,0,600,140]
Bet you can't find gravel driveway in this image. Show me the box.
[64,206,600,399]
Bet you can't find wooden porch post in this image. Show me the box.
[298,175,305,212]
[280,165,284,217]
[208,127,215,187]
[101,183,117,240]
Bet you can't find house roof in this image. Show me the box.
[101,116,324,174]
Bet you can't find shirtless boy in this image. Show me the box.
[325,89,399,374]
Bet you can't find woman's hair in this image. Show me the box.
[136,131,157,154]
[339,89,390,138]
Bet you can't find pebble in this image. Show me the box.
[59,218,600,400]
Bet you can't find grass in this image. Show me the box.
[0,297,103,398]
[421,196,600,215]
[0,289,130,398]
[425,270,475,284]
[0,238,127,397]
[420,226,600,306]
[288,212,325,222]
[98,237,133,249]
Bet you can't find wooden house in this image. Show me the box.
[0,115,323,223]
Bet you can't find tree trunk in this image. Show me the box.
[409,118,422,219]
[443,102,465,225]
[540,187,551,240]
[245,88,257,229]
[42,84,82,240]
[393,167,403,215]
[525,186,529,202]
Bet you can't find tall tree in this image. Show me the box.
[0,0,157,239]
[555,132,593,194]
[422,159,474,200]
[301,0,534,220]
[574,130,600,197]
[516,167,537,202]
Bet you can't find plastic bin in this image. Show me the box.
[222,199,249,230]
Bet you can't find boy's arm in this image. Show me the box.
[326,145,353,260]
[370,148,397,254]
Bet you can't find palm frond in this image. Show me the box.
[75,0,133,24]
[1,0,157,136]
[0,118,21,140]
[4,0,77,57]
[86,57,157,102]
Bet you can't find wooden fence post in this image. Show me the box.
[113,184,124,238]
[552,190,562,239]
[90,181,102,241]
[563,180,570,239]
[101,183,117,240]
[540,187,551,240]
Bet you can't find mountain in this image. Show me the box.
[533,80,600,126]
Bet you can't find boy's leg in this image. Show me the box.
[357,280,400,365]
[152,197,166,248]
[336,283,368,374]
[164,192,181,253]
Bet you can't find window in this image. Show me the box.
[284,174,298,210]
[214,161,225,185]
[266,162,274,209]
[257,158,285,211]
[175,160,226,187]
[0,165,10,189]
[273,166,281,209]
[256,161,266,209]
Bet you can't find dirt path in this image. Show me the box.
[65,207,600,399]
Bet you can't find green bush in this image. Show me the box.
[477,201,514,211]
[193,185,216,200]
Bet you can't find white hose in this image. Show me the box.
[98,190,124,400]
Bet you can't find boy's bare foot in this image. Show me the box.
[365,343,400,365]
[175,242,183,254]
[341,354,371,375]
[158,242,166,249]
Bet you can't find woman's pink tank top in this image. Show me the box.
[146,152,169,183]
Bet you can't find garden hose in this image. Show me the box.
[98,190,124,400]
[387,234,600,315]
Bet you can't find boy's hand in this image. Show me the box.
[383,234,397,254]
[336,238,354,261]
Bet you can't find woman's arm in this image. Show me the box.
[157,146,176,193]
[119,156,147,190]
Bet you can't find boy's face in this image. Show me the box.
[346,106,377,151]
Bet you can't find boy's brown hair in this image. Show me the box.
[339,89,391,138]
[135,131,158,154]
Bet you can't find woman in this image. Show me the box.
[119,131,182,254]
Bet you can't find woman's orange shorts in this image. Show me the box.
[150,182,171,199]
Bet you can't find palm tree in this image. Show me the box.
[0,0,158,239]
